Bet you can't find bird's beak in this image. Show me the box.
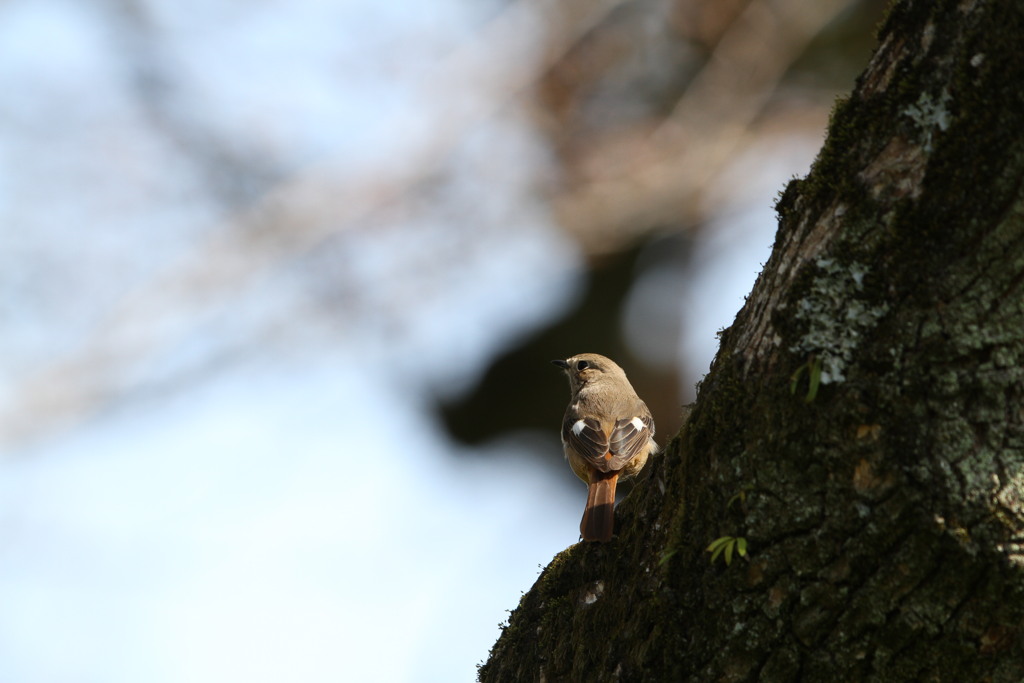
[551,359,569,369]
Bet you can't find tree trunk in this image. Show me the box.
[479,0,1024,680]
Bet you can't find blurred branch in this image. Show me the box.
[0,0,868,447]
[554,0,859,253]
[106,0,286,206]
[0,0,631,446]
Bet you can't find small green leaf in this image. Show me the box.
[805,356,822,403]
[658,549,677,566]
[727,487,751,509]
[710,544,725,563]
[789,364,806,395]
[706,536,729,552]
[707,536,734,565]
[707,535,749,565]
[791,356,823,403]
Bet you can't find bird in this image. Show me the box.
[552,353,657,542]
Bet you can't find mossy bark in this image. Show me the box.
[479,0,1024,680]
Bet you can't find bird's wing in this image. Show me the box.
[562,415,611,470]
[606,413,655,470]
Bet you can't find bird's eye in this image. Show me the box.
[576,360,590,371]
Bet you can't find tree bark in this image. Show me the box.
[479,0,1024,680]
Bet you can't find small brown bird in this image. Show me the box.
[552,353,657,542]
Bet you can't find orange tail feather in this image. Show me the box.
[581,472,619,542]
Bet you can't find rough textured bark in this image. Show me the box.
[479,0,1024,680]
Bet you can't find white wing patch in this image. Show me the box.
[572,419,588,436]
[630,417,645,432]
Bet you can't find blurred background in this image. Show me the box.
[0,0,884,680]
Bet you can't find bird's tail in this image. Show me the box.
[581,472,619,542]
